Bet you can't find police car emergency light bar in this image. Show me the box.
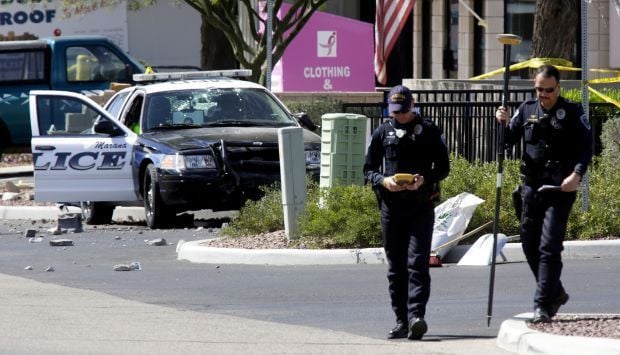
[133,69,252,82]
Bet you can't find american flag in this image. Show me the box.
[374,0,415,85]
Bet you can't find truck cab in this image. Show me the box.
[0,36,144,152]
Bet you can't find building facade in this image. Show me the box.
[323,0,617,84]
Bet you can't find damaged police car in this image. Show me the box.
[29,70,321,228]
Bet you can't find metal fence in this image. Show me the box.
[343,89,615,163]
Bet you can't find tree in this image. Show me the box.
[62,0,327,84]
[532,0,580,65]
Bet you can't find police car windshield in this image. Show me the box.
[143,88,293,132]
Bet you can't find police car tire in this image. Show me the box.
[144,163,174,229]
[82,201,114,225]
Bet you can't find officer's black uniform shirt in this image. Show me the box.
[505,96,592,184]
[364,115,450,202]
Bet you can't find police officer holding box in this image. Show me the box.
[496,64,592,323]
[364,85,450,340]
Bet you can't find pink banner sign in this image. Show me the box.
[270,5,374,92]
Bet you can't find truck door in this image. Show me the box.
[29,90,137,202]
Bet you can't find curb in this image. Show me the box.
[176,240,388,265]
[176,239,620,266]
[0,165,32,177]
[497,313,620,355]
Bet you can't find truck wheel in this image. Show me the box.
[81,201,114,225]
[143,163,174,229]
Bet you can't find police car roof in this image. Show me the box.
[129,77,266,95]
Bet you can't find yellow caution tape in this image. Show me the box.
[471,57,618,80]
[470,58,577,80]
[471,58,620,107]
[588,76,620,85]
[588,87,620,109]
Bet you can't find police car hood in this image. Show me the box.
[141,126,320,149]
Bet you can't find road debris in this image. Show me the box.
[49,239,74,246]
[113,262,142,271]
[57,213,83,233]
[147,238,167,246]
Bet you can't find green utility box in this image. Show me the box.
[320,113,369,188]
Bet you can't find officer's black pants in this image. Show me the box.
[380,199,434,324]
[520,184,576,311]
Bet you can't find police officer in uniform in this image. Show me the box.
[364,85,450,340]
[496,65,592,323]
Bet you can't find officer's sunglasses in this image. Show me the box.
[535,87,556,93]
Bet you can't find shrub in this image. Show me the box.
[221,184,283,237]
[298,183,381,248]
[568,117,620,239]
[562,88,620,104]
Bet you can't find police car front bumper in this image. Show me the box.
[157,170,237,209]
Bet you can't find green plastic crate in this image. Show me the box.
[319,113,368,188]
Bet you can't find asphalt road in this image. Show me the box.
[1,218,619,342]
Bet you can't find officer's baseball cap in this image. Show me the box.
[387,85,412,113]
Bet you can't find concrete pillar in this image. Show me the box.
[431,0,446,79]
[412,0,424,78]
[484,0,505,78]
[457,0,475,79]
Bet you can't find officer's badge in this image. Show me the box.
[556,108,566,120]
[395,128,406,138]
[580,114,591,130]
[413,124,423,135]
[528,114,538,123]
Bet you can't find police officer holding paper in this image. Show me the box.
[496,65,592,323]
[364,85,450,340]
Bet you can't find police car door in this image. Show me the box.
[29,90,137,202]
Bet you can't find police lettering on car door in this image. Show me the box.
[33,142,128,171]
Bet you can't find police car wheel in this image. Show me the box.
[143,163,174,229]
[81,201,114,225]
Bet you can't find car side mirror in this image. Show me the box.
[93,119,123,136]
[293,112,318,132]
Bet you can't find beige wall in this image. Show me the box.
[586,0,612,77]
[611,1,620,68]
[484,0,504,76]
[457,0,475,79]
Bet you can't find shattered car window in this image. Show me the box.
[142,88,295,131]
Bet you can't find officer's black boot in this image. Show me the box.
[408,317,428,340]
[387,322,408,339]
[549,289,569,317]
[531,308,551,323]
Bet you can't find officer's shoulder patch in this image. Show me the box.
[580,114,591,130]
